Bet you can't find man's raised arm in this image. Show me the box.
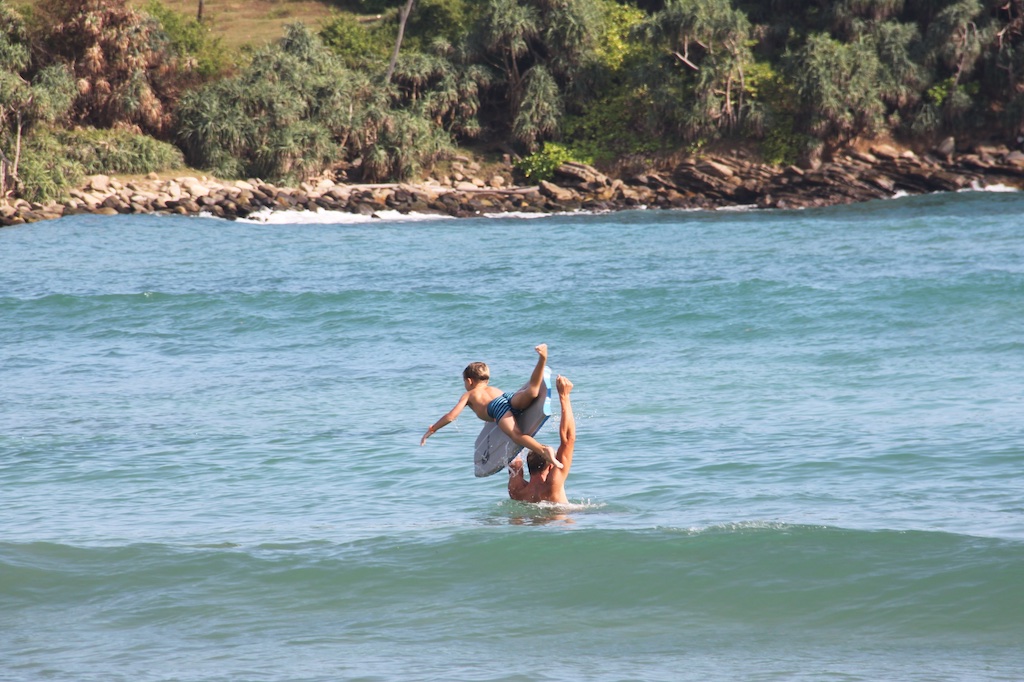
[555,375,575,472]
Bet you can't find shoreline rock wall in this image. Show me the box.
[2,143,1022,226]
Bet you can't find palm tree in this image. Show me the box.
[480,0,540,101]
[0,5,75,196]
[177,23,452,183]
[468,0,602,149]
[869,20,925,112]
[787,32,885,151]
[513,65,560,150]
[36,0,190,137]
[827,0,907,39]
[641,0,756,139]
[926,0,989,86]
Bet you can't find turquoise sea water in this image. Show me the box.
[2,191,1023,681]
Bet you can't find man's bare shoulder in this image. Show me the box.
[514,477,564,504]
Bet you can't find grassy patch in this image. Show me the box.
[150,0,339,49]
[14,0,342,51]
[139,1,340,51]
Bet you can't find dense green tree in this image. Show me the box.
[0,2,76,197]
[926,0,990,84]
[468,0,602,150]
[987,0,1024,134]
[33,0,194,137]
[911,0,991,131]
[176,23,450,183]
[177,23,362,179]
[868,19,925,113]
[786,33,886,151]
[827,0,906,39]
[390,41,489,139]
[561,1,656,159]
[640,0,757,140]
[512,64,560,150]
[320,12,392,69]
[358,107,451,180]
[477,0,540,105]
[143,1,229,80]
[330,0,403,12]
[325,0,477,60]
[404,0,480,45]
[537,0,604,90]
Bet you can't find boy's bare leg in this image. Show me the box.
[510,344,548,411]
[497,414,562,469]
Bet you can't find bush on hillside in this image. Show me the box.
[11,125,185,203]
[514,142,587,182]
[176,23,451,183]
[15,128,84,203]
[319,11,392,69]
[143,1,230,81]
[59,126,184,175]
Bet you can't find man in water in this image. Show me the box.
[507,375,575,504]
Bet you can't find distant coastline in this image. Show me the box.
[3,141,1022,226]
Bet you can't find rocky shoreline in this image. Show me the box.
[2,141,1022,226]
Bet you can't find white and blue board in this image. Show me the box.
[474,367,552,477]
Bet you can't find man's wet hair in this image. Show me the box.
[527,450,552,474]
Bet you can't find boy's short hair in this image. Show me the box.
[463,362,490,381]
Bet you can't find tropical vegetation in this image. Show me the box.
[1,0,1022,200]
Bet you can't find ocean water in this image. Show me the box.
[1,191,1022,681]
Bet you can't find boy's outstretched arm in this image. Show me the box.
[421,392,470,445]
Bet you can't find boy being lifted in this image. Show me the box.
[420,344,562,469]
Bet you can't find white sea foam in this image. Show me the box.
[235,207,455,225]
[224,206,618,224]
[716,204,760,212]
[650,521,798,535]
[537,499,605,512]
[964,181,1020,193]
[886,182,1020,200]
[481,211,561,219]
[500,498,606,514]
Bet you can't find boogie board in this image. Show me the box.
[474,366,552,477]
